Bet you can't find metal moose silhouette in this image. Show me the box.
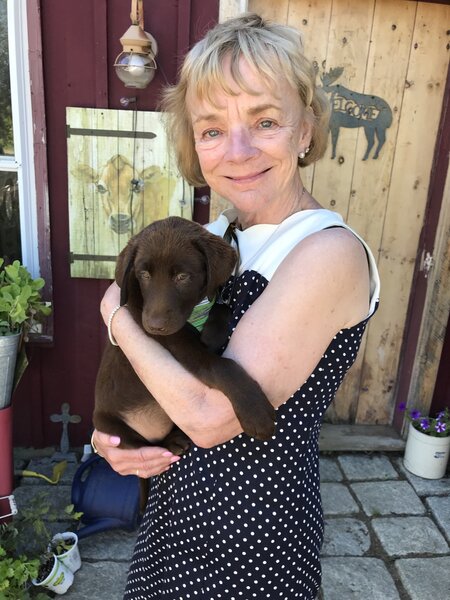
[321,67,393,160]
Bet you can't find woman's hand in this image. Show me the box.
[91,429,181,478]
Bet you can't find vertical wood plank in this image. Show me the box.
[219,0,249,22]
[329,0,416,421]
[286,0,334,202]
[250,0,290,21]
[312,0,375,220]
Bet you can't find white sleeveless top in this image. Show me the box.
[207,207,380,317]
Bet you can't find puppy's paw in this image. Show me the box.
[163,428,191,456]
[232,386,276,441]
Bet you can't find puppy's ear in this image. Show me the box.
[194,231,237,299]
[115,240,137,306]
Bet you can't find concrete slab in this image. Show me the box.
[320,457,343,482]
[321,557,400,599]
[13,484,73,517]
[426,496,450,542]
[395,557,450,600]
[350,481,425,516]
[396,458,450,496]
[338,454,398,481]
[372,516,449,556]
[78,529,137,561]
[321,483,359,516]
[322,518,370,556]
[62,561,129,600]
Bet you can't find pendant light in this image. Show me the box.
[114,0,158,89]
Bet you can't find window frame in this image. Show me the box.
[0,0,53,342]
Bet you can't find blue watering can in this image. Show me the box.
[71,454,141,539]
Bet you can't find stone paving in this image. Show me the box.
[11,450,450,599]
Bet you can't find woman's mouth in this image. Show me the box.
[226,168,271,183]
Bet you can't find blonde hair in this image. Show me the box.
[160,13,330,187]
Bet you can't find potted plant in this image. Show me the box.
[1,491,82,596]
[400,403,450,479]
[47,531,81,574]
[32,550,74,595]
[0,257,52,409]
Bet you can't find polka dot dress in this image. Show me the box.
[124,211,380,600]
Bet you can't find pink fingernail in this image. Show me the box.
[110,436,121,445]
[162,451,173,457]
[170,456,181,463]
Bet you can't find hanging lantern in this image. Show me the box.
[114,0,158,89]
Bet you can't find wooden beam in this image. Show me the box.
[319,424,405,452]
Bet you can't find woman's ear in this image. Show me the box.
[297,107,314,155]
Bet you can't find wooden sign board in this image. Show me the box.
[66,107,193,279]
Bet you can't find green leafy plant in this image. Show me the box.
[17,492,82,558]
[0,524,51,599]
[0,258,52,337]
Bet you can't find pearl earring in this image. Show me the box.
[298,147,310,160]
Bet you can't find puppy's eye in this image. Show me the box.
[139,271,151,280]
[174,273,189,282]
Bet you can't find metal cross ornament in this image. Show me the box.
[50,402,81,456]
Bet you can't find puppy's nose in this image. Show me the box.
[149,325,167,334]
[144,315,170,335]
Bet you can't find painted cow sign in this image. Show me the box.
[72,154,176,235]
[321,67,393,160]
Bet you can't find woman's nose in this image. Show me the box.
[225,128,258,161]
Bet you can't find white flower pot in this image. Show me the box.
[51,531,82,573]
[403,422,450,479]
[33,553,74,594]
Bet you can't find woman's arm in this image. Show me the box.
[100,227,370,449]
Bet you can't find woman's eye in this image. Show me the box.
[259,119,275,129]
[204,129,220,139]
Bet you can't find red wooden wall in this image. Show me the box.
[13,0,218,448]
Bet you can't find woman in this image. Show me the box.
[92,13,380,599]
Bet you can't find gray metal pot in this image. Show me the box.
[0,332,21,409]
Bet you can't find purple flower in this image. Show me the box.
[410,410,421,420]
[420,418,430,431]
[437,411,445,420]
[399,402,407,412]
[436,422,447,434]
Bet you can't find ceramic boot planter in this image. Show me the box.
[50,531,82,573]
[32,553,74,594]
[403,422,450,479]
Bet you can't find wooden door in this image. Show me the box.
[217,0,450,425]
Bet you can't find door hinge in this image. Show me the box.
[421,251,434,278]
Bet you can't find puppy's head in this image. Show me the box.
[115,217,236,335]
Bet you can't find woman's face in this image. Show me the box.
[187,56,312,224]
